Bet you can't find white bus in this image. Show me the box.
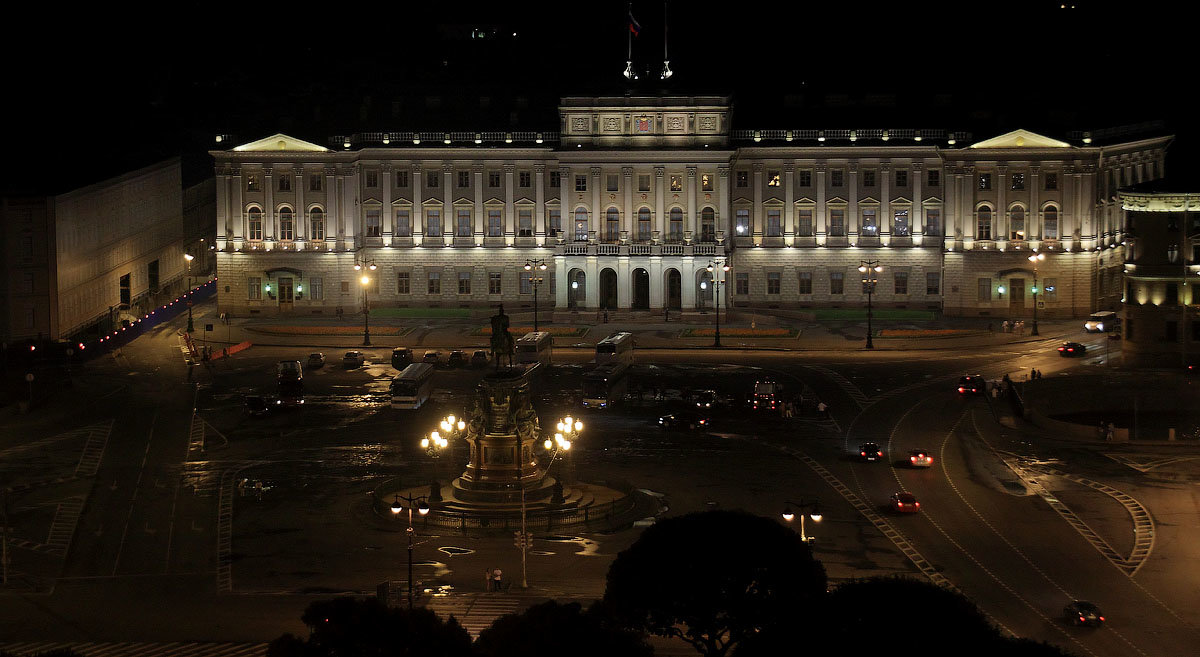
[582,362,630,409]
[595,331,635,367]
[391,362,436,409]
[516,331,554,367]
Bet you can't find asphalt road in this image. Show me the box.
[2,306,1198,656]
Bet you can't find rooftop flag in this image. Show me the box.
[629,10,641,36]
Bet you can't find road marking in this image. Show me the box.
[1103,453,1200,473]
[804,365,869,409]
[112,411,157,576]
[74,419,116,479]
[45,496,86,556]
[0,642,269,656]
[424,592,521,637]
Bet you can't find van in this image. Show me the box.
[277,360,303,381]
[1083,311,1119,333]
[391,347,413,370]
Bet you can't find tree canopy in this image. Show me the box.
[474,600,652,657]
[603,509,827,657]
[266,596,472,657]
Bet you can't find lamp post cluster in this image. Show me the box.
[523,259,548,331]
[859,260,883,349]
[703,259,730,348]
[389,493,430,610]
[183,253,195,333]
[780,499,823,543]
[1028,252,1045,336]
[354,258,378,346]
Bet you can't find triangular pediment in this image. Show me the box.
[514,196,535,205]
[453,196,474,205]
[969,129,1072,149]
[763,196,784,206]
[361,197,382,206]
[484,197,506,205]
[826,196,848,204]
[421,198,444,206]
[892,196,913,205]
[922,196,944,204]
[794,196,816,205]
[858,196,880,205]
[232,133,329,152]
[392,197,412,206]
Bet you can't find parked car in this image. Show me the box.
[470,350,490,368]
[694,389,722,409]
[957,375,986,395]
[448,350,467,368]
[306,352,326,368]
[658,411,711,430]
[422,350,442,366]
[244,395,270,417]
[391,347,413,370]
[342,350,365,368]
[1063,601,1105,627]
[890,492,920,513]
[858,442,883,462]
[1057,342,1087,357]
[908,450,934,468]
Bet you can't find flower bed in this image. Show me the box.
[251,325,414,336]
[878,329,974,338]
[474,326,589,337]
[678,328,800,338]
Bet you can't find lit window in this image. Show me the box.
[767,171,781,187]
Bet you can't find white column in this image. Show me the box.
[617,257,631,308]
[295,166,306,242]
[264,166,276,247]
[752,163,764,245]
[442,164,453,246]
[555,255,569,309]
[345,166,359,247]
[912,162,923,244]
[585,257,599,309]
[783,164,795,246]
[963,166,975,242]
[217,166,230,247]
[944,166,957,244]
[412,165,423,244]
[1080,165,1095,248]
[686,166,698,241]
[680,258,696,308]
[654,167,665,240]
[1029,166,1041,243]
[622,166,633,241]
[847,162,859,242]
[591,166,602,237]
[880,163,891,246]
[649,258,664,308]
[504,164,516,245]
[815,165,827,245]
[535,165,546,245]
[335,168,347,248]
[718,167,730,245]
[997,165,1008,244]
[560,166,572,240]
[473,164,484,246]
[322,166,335,247]
[380,164,391,246]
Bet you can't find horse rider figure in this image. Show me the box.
[490,304,515,369]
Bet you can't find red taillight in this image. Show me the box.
[914,502,920,507]
[1058,347,1065,351]
[877,451,883,457]
[1098,616,1105,622]
[927,457,933,463]
[861,451,867,456]
[958,387,965,393]
[910,456,917,462]
[1079,616,1086,623]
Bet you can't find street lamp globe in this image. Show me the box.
[390,496,403,515]
[361,275,370,286]
[417,500,430,515]
[781,508,796,522]
[184,253,194,262]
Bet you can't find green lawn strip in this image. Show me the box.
[877,328,978,338]
[677,328,800,338]
[370,307,473,318]
[812,309,938,321]
[471,326,590,337]
[251,325,415,336]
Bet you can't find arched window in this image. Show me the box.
[605,208,620,242]
[247,207,263,241]
[1009,205,1025,241]
[574,208,589,242]
[669,207,683,242]
[310,207,325,241]
[700,207,715,242]
[1043,206,1059,240]
[279,207,294,241]
[637,208,651,241]
[976,205,993,240]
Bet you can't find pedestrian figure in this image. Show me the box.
[1036,369,1043,379]
[817,401,828,419]
[1106,422,1115,442]
[492,567,504,592]
[603,309,609,323]
[1001,320,1010,333]
[485,568,493,592]
[1030,368,1037,380]
[1018,321,1026,336]
[991,385,999,399]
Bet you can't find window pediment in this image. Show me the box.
[921,196,943,205]
[794,196,817,205]
[891,196,913,205]
[858,196,880,205]
[421,198,444,207]
[453,196,474,205]
[826,196,848,205]
[361,197,382,207]
[392,197,412,206]
[484,197,506,205]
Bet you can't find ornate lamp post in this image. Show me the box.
[523,259,548,331]
[1028,252,1045,336]
[705,259,730,348]
[354,258,377,346]
[423,415,465,482]
[859,260,883,349]
[183,253,195,334]
[780,499,823,543]
[389,493,430,609]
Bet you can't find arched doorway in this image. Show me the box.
[599,268,618,309]
[567,268,586,308]
[696,270,713,309]
[665,268,682,309]
[632,268,650,309]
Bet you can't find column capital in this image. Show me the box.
[380,163,393,174]
[534,164,546,174]
[503,164,516,174]
[293,164,305,175]
[590,166,602,177]
[654,167,665,178]
[997,165,1009,176]
[324,166,337,176]
[911,162,923,171]
[471,164,484,174]
[752,163,764,173]
[442,163,454,174]
[717,166,730,177]
[621,166,633,177]
[559,166,571,176]
[411,163,422,174]
[879,163,891,173]
[262,166,274,176]
[686,166,697,177]
[1029,165,1041,175]
[815,164,827,173]
[783,164,795,173]
[847,162,858,174]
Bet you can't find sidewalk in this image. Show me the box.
[199,299,1083,353]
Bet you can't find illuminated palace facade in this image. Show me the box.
[212,96,1169,319]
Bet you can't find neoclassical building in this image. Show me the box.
[212,95,1169,319]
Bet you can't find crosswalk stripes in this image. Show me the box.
[0,642,268,657]
[424,592,521,637]
[0,422,102,460]
[215,472,235,593]
[188,411,206,455]
[74,419,115,478]
[45,495,86,556]
[804,365,870,409]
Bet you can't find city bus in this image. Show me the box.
[595,331,635,367]
[391,362,436,409]
[581,362,630,409]
[516,331,554,367]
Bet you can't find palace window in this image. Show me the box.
[829,208,846,237]
[606,174,619,192]
[798,271,812,295]
[575,175,587,191]
[489,171,501,187]
[396,170,409,187]
[767,209,782,237]
[426,209,442,237]
[894,271,908,295]
[310,208,325,241]
[979,173,992,191]
[767,272,781,295]
[862,170,876,187]
[278,174,291,191]
[457,209,473,237]
[736,171,749,187]
[457,171,470,188]
[365,209,381,237]
[977,278,991,301]
[397,272,410,295]
[247,208,263,241]
[735,209,750,236]
[574,208,589,242]
[927,169,940,187]
[279,208,294,241]
[767,171,781,187]
[246,174,260,192]
[669,208,683,242]
[702,173,713,191]
[925,208,941,237]
[831,169,844,187]
[797,170,812,187]
[638,208,652,241]
[248,276,261,300]
[977,206,993,240]
[309,174,322,191]
[427,171,439,188]
[489,272,502,295]
[1011,173,1025,190]
[394,209,410,237]
[638,174,651,192]
[549,209,561,236]
[670,175,683,192]
[458,272,471,295]
[519,171,531,188]
[700,207,715,242]
[895,169,908,187]
[735,273,749,295]
[488,209,502,237]
[797,208,813,236]
[926,272,940,295]
[605,208,620,242]
[1043,206,1059,239]
[1044,173,1058,190]
[830,271,844,295]
[519,209,533,236]
[310,277,323,301]
[520,272,533,295]
[549,171,560,188]
[861,208,878,236]
[365,171,378,188]
[1010,206,1026,240]
[428,271,441,295]
[893,208,910,237]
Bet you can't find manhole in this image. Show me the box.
[438,546,474,556]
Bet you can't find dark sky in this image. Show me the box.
[4,1,1196,192]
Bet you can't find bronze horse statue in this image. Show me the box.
[490,304,515,369]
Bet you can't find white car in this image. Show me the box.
[342,351,365,368]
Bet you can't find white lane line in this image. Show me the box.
[112,409,158,577]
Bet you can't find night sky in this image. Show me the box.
[4,1,1196,193]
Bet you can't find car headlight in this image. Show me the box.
[1096,323,1104,331]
